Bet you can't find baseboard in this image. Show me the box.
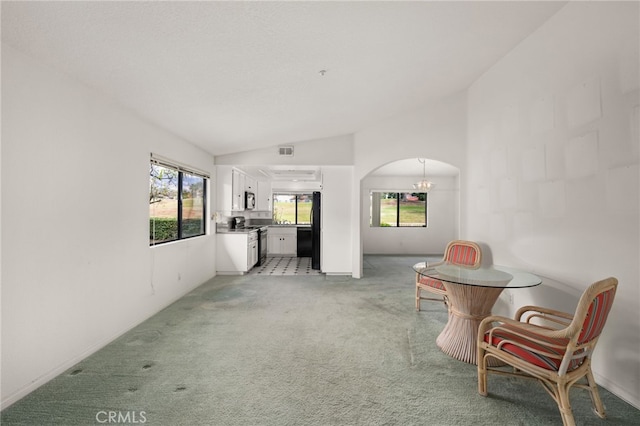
[594,371,640,410]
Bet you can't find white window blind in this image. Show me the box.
[150,153,210,179]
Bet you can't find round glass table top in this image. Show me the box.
[413,262,542,289]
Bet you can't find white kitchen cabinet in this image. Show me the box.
[231,169,245,211]
[267,234,280,255]
[218,166,268,213]
[216,232,258,274]
[245,176,257,193]
[267,227,297,255]
[282,235,296,255]
[257,180,272,211]
[248,237,258,270]
[216,166,246,213]
[215,165,233,212]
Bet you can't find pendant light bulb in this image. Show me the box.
[413,158,434,192]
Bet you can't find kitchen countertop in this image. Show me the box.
[216,224,310,233]
[216,228,260,234]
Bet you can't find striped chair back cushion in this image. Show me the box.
[446,244,477,266]
[578,288,616,344]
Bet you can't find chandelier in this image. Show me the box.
[412,158,434,192]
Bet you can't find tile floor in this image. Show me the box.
[251,256,322,276]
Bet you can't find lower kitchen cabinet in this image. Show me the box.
[216,232,258,274]
[267,227,297,256]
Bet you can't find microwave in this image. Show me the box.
[245,191,256,210]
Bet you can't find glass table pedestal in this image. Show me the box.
[413,262,541,366]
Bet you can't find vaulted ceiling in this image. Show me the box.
[2,1,565,157]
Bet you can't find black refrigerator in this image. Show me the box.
[311,191,321,270]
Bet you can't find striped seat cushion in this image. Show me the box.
[447,244,477,266]
[483,325,585,372]
[418,276,446,291]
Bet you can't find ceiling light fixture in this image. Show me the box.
[319,69,327,76]
[413,158,434,192]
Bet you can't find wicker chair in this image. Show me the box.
[477,277,618,426]
[415,240,482,311]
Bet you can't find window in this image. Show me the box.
[149,156,208,245]
[273,193,312,224]
[370,192,427,227]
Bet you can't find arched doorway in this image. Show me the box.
[359,158,460,276]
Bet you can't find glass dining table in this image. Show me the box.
[413,261,542,365]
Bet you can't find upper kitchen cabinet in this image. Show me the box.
[216,166,245,212]
[216,165,232,213]
[245,175,257,193]
[216,165,272,213]
[231,168,245,210]
[257,180,272,211]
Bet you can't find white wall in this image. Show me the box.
[1,45,217,408]
[353,91,468,277]
[320,166,353,274]
[464,2,639,407]
[362,175,458,255]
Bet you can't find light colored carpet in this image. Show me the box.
[2,256,638,425]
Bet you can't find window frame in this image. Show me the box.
[272,192,313,225]
[369,191,428,228]
[149,155,209,246]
